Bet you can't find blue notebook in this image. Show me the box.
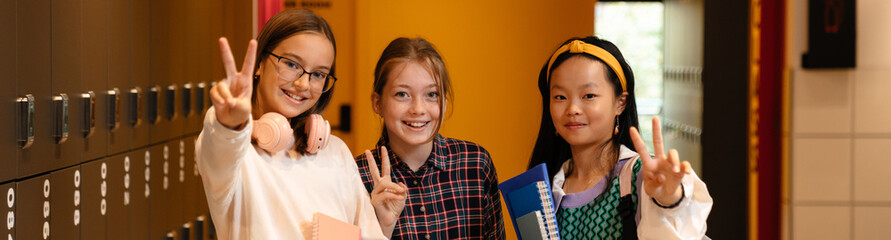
[499,163,560,240]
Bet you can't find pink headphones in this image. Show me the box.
[252,112,330,154]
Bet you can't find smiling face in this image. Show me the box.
[549,56,626,148]
[256,32,335,118]
[373,61,442,148]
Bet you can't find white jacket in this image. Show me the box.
[196,108,386,240]
[551,145,713,239]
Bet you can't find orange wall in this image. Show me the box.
[349,1,595,238]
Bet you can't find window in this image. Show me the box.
[595,1,664,146]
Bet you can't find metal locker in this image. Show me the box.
[16,0,54,179]
[105,154,128,239]
[51,0,86,170]
[81,0,110,162]
[106,0,133,156]
[80,159,107,240]
[148,144,169,240]
[149,0,171,145]
[2,183,16,240]
[130,0,151,150]
[14,175,51,240]
[0,0,17,183]
[50,166,81,240]
[128,149,150,240]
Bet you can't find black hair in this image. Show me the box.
[527,36,640,180]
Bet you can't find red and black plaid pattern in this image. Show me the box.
[355,135,505,240]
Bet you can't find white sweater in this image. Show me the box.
[196,108,386,240]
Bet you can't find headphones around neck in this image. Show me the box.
[252,112,330,154]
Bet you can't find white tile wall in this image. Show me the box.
[857,0,891,68]
[788,0,891,240]
[854,207,891,239]
[853,70,891,134]
[853,139,891,202]
[792,70,852,134]
[792,138,852,202]
[792,206,851,240]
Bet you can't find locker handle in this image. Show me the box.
[129,87,143,127]
[107,88,120,131]
[196,82,206,115]
[149,85,160,124]
[182,82,192,118]
[81,91,96,138]
[165,84,177,121]
[16,94,35,149]
[53,93,70,143]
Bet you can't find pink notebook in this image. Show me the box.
[312,212,361,240]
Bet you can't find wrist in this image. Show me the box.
[653,184,685,208]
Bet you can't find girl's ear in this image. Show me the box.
[616,92,629,114]
[371,92,382,115]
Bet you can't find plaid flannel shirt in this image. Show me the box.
[355,134,505,240]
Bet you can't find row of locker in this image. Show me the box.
[1,0,254,183]
[2,135,216,240]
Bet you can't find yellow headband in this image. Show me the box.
[546,40,627,92]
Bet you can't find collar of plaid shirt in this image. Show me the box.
[375,133,450,171]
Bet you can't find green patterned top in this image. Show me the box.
[556,158,641,240]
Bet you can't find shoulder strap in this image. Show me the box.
[618,157,639,240]
[619,157,636,197]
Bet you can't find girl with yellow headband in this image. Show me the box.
[527,36,713,239]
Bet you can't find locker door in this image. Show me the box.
[128,149,149,240]
[167,1,186,141]
[16,0,54,179]
[149,0,171,145]
[14,175,51,240]
[179,139,200,221]
[80,159,107,240]
[131,0,151,150]
[51,0,85,170]
[0,0,17,183]
[106,0,133,156]
[148,144,169,239]
[167,141,185,230]
[182,0,202,135]
[2,183,16,240]
[82,0,109,162]
[50,166,81,240]
[105,154,128,239]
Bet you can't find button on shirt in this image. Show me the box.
[356,135,506,240]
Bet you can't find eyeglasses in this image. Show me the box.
[265,51,337,93]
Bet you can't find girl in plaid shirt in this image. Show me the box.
[355,37,506,240]
[527,36,712,239]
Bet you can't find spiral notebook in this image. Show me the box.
[312,212,360,240]
[499,163,560,240]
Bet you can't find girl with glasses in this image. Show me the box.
[196,9,385,239]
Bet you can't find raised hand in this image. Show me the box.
[364,147,407,236]
[630,117,692,206]
[209,37,258,130]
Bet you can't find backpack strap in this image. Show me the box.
[618,158,639,240]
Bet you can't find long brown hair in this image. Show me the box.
[372,37,453,142]
[253,9,336,153]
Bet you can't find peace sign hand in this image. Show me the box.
[630,117,692,206]
[209,37,257,130]
[364,147,407,234]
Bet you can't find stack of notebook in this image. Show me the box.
[498,163,560,240]
[312,212,360,240]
